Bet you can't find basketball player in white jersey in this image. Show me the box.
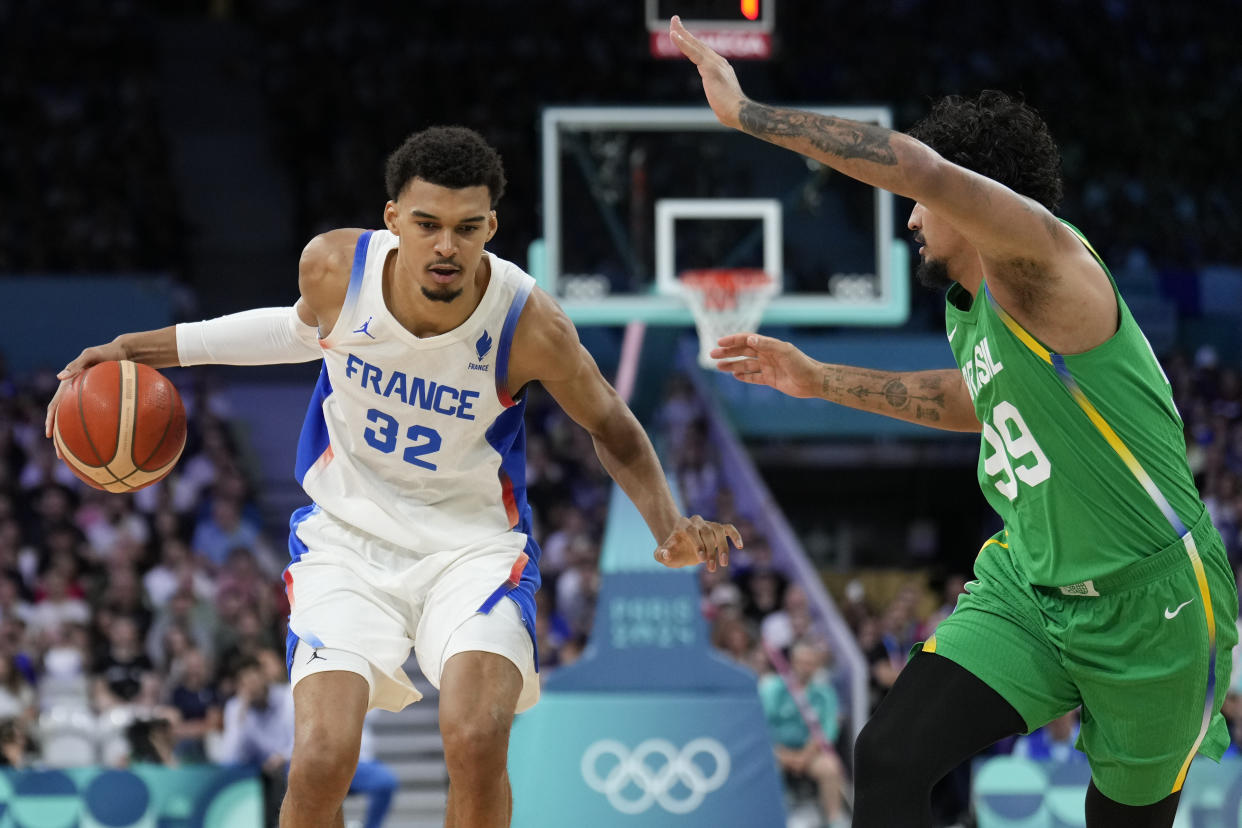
[46,126,741,828]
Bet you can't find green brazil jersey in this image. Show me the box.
[944,224,1206,586]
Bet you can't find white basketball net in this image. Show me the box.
[680,269,776,369]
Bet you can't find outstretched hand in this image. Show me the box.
[668,15,747,130]
[655,515,742,572]
[710,333,822,399]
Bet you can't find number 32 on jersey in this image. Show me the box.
[982,400,1051,500]
[364,408,442,470]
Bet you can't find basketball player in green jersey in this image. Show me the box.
[672,16,1238,827]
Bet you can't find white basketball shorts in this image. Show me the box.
[284,506,539,713]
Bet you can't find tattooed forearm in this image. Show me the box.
[839,379,946,412]
[821,367,975,431]
[739,101,898,165]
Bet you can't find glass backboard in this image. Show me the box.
[535,106,909,327]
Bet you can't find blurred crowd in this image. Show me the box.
[0,366,400,822]
[5,2,1230,293]
[226,0,1241,290]
[776,2,1242,270]
[0,366,291,776]
[0,1,186,274]
[1171,346,1242,568]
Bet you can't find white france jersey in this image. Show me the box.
[294,229,538,557]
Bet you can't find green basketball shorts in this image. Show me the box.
[921,510,1238,806]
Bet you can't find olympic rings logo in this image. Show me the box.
[580,737,731,814]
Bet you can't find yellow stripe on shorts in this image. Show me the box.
[1172,533,1217,793]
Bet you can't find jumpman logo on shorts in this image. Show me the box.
[354,316,377,339]
[307,648,327,664]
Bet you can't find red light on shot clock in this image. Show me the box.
[741,0,760,21]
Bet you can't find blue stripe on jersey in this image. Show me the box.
[284,504,322,677]
[483,397,542,660]
[495,279,533,400]
[294,364,334,485]
[291,232,369,485]
[343,230,372,315]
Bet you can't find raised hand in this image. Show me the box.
[710,333,822,399]
[668,15,747,130]
[655,515,742,572]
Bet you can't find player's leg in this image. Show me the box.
[281,669,370,828]
[854,535,1078,826]
[413,543,541,828]
[852,651,1025,826]
[281,509,428,826]
[438,649,524,828]
[1085,781,1180,828]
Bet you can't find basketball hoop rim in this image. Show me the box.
[679,268,776,313]
[679,268,775,294]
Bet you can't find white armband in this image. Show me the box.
[175,306,322,367]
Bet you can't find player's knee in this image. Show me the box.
[440,709,512,770]
[854,714,921,785]
[289,728,361,794]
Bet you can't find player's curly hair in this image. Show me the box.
[906,90,1064,212]
[384,126,507,208]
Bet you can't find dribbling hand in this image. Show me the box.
[710,333,822,399]
[655,516,742,571]
[44,342,128,446]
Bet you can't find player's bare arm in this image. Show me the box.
[509,289,742,569]
[296,228,367,335]
[670,16,1115,354]
[711,333,981,433]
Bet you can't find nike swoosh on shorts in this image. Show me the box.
[1164,599,1194,619]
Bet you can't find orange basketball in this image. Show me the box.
[53,360,187,493]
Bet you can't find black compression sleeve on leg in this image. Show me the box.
[1085,780,1180,828]
[853,651,1026,827]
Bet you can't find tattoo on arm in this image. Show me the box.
[843,381,945,411]
[739,101,898,165]
[827,371,948,423]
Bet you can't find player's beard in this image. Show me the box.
[421,285,463,303]
[423,259,465,303]
[915,257,952,291]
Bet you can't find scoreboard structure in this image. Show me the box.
[645,0,775,59]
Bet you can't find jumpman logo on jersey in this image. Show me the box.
[307,648,327,664]
[354,316,377,339]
